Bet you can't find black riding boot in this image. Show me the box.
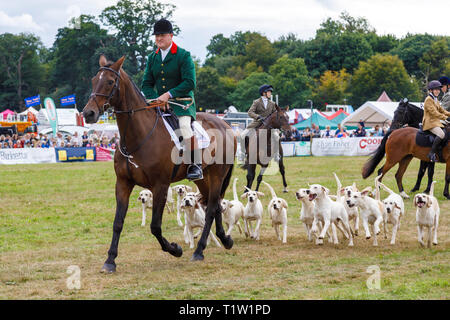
[186,136,203,181]
[428,136,442,162]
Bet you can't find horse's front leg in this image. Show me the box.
[424,162,435,194]
[101,178,135,273]
[246,164,257,192]
[150,184,183,257]
[255,166,267,192]
[444,162,450,199]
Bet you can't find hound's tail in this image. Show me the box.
[232,177,238,202]
[429,181,436,197]
[262,181,277,199]
[374,175,383,201]
[333,172,342,200]
[377,178,395,196]
[361,131,392,179]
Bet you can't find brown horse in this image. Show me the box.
[242,108,292,192]
[362,126,450,199]
[82,55,237,272]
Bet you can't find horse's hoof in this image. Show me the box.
[221,235,234,250]
[444,194,450,200]
[169,243,183,257]
[423,189,430,195]
[410,187,419,192]
[190,252,204,261]
[366,236,371,240]
[100,263,116,274]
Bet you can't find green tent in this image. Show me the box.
[293,112,339,130]
[330,112,348,124]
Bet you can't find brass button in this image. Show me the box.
[162,85,166,89]
[161,71,164,74]
[162,78,165,81]
[161,64,164,66]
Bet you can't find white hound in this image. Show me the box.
[221,178,245,236]
[263,181,288,243]
[241,187,264,240]
[414,181,439,248]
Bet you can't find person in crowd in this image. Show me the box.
[439,76,450,110]
[321,125,333,138]
[373,124,383,136]
[72,132,82,147]
[311,123,321,138]
[354,121,367,137]
[335,123,348,138]
[301,127,311,141]
[422,80,450,162]
[81,131,89,147]
[109,132,120,146]
[291,128,301,141]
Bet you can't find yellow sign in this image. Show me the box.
[58,150,67,161]
[86,149,94,160]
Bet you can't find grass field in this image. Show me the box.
[0,156,448,300]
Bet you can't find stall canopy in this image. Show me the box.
[328,109,349,123]
[293,112,339,130]
[341,101,422,127]
[1,109,14,120]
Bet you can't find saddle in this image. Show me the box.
[158,108,210,151]
[415,125,449,163]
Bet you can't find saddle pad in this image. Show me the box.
[416,129,449,148]
[161,116,210,150]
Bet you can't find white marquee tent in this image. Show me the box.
[341,101,422,127]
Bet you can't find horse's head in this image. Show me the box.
[265,105,292,136]
[82,55,125,123]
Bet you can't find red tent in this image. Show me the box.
[377,91,392,102]
[328,109,349,121]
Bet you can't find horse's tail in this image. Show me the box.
[220,164,234,198]
[362,130,392,179]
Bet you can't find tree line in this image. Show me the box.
[0,0,449,113]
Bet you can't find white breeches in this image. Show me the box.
[430,127,445,139]
[179,116,194,140]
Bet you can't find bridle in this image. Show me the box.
[89,66,122,112]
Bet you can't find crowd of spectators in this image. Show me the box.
[0,130,120,149]
[281,121,390,142]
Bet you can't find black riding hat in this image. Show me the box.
[259,84,273,96]
[153,19,173,35]
[439,76,450,86]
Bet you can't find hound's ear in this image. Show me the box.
[194,202,200,209]
[340,188,345,195]
[241,193,248,199]
[321,186,330,194]
[281,199,288,209]
[186,186,193,192]
[426,197,433,208]
[361,189,371,197]
[257,191,265,197]
[394,203,402,210]
[99,54,108,67]
[111,55,126,71]
[228,203,234,208]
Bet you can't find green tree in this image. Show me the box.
[269,55,312,107]
[418,38,450,84]
[195,66,227,111]
[49,15,121,109]
[313,69,351,109]
[0,33,46,111]
[228,72,273,111]
[390,33,440,76]
[100,0,178,72]
[350,54,421,107]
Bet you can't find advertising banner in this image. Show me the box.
[311,137,382,156]
[24,95,41,108]
[0,148,56,164]
[281,141,311,157]
[44,97,59,135]
[95,147,114,161]
[55,147,96,162]
[60,94,76,106]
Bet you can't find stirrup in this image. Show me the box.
[187,164,203,181]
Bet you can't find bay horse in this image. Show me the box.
[82,55,237,272]
[242,107,292,192]
[362,99,436,195]
[362,125,450,199]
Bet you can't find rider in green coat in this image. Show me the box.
[141,19,202,181]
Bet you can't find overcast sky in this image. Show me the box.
[1,0,449,63]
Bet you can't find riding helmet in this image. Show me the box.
[153,18,173,35]
[427,80,442,90]
[439,76,450,86]
[259,84,273,96]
